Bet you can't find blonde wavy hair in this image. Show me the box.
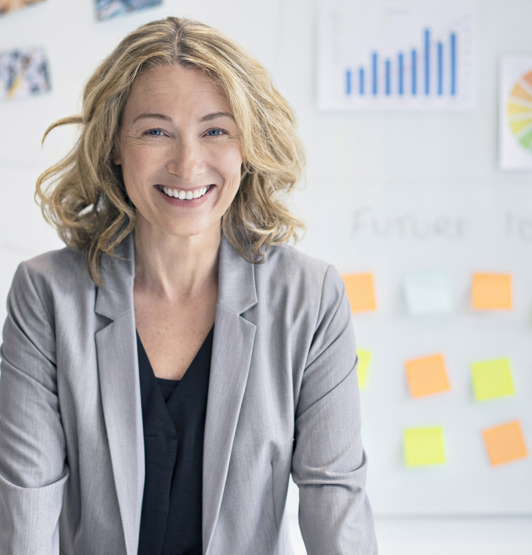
[36,16,306,288]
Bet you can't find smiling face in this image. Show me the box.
[113,64,243,241]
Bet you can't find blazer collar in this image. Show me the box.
[95,227,258,320]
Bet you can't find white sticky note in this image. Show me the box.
[403,272,452,316]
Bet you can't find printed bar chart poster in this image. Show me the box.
[499,57,532,171]
[317,1,477,111]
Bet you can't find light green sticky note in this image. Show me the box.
[471,358,514,401]
[404,427,446,467]
[357,349,372,390]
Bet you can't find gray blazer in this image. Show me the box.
[0,229,377,555]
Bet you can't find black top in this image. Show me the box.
[136,326,214,555]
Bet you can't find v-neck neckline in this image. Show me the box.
[136,325,214,387]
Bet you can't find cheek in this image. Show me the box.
[217,147,243,182]
[123,147,160,176]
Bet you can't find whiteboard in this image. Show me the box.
[1,0,532,519]
[303,0,532,516]
[296,180,532,515]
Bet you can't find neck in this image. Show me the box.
[133,218,221,302]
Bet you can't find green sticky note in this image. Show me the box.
[357,349,372,390]
[404,427,446,467]
[471,358,514,401]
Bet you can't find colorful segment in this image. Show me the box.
[507,71,532,152]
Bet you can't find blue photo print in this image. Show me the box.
[0,47,51,102]
[96,0,163,21]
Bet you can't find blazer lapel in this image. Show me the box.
[93,229,258,555]
[202,236,257,554]
[94,230,145,555]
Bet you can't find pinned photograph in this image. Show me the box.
[0,0,46,17]
[95,0,163,21]
[0,47,51,102]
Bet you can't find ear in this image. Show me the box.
[111,149,121,166]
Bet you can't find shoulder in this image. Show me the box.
[8,246,92,315]
[16,245,89,286]
[262,243,329,274]
[255,243,346,303]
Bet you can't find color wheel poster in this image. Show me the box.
[317,0,477,111]
[499,57,532,171]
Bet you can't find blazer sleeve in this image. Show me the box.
[291,264,378,554]
[0,261,69,555]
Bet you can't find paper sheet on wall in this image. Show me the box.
[403,271,452,315]
[0,47,51,102]
[404,427,446,467]
[405,353,451,398]
[483,421,528,466]
[341,273,377,313]
[0,0,46,17]
[499,57,532,171]
[356,349,372,390]
[317,0,477,111]
[471,358,514,401]
[471,273,512,310]
[95,0,162,21]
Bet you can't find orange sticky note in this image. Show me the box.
[341,273,377,313]
[472,273,512,310]
[405,353,451,398]
[482,421,528,466]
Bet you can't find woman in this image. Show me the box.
[0,16,377,555]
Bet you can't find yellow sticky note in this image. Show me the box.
[341,273,377,313]
[404,427,446,467]
[357,349,372,390]
[472,273,512,310]
[405,353,451,398]
[472,358,514,401]
[483,421,528,466]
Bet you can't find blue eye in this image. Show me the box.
[206,128,227,136]
[145,128,164,137]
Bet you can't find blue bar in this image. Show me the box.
[411,49,417,95]
[424,29,430,95]
[385,59,391,95]
[346,69,352,95]
[450,32,457,95]
[359,67,365,95]
[372,52,378,95]
[437,42,443,95]
[398,52,404,95]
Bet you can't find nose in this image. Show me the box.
[165,138,204,182]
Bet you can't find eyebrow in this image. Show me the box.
[132,112,235,124]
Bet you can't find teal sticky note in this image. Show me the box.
[403,272,452,316]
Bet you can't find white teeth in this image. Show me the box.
[161,186,210,200]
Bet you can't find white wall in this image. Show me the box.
[1,0,532,552]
